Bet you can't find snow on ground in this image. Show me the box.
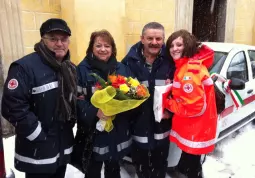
[3,135,172,178]
[3,136,134,178]
[203,123,255,178]
[4,122,255,178]
[1,135,227,178]
[3,136,24,178]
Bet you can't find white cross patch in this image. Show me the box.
[183,83,193,93]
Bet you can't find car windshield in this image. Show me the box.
[209,51,228,73]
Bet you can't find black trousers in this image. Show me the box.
[131,143,169,178]
[25,165,66,178]
[85,159,121,178]
[177,151,203,178]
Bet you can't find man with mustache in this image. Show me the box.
[122,22,175,178]
[1,18,76,178]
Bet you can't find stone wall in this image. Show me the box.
[233,0,255,45]
[125,0,176,52]
[20,0,61,55]
[62,0,126,63]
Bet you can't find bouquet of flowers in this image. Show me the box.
[90,73,150,132]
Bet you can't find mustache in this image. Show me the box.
[148,44,161,48]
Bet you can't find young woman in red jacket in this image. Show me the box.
[164,29,217,178]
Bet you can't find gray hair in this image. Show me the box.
[141,22,165,36]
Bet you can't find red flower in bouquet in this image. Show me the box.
[136,85,148,98]
[108,75,126,88]
[95,82,103,90]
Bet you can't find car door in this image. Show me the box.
[217,49,254,134]
[246,50,255,109]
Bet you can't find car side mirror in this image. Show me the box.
[229,77,245,90]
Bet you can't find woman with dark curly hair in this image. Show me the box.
[164,29,217,178]
[71,30,133,178]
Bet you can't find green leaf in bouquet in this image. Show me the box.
[115,89,131,100]
[90,73,107,88]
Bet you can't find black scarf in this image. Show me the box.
[86,53,117,80]
[34,41,77,122]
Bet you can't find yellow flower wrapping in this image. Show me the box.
[91,86,148,132]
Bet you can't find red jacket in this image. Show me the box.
[164,45,217,155]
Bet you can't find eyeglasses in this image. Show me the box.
[43,36,69,44]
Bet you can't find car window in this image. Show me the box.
[209,51,228,74]
[248,50,255,79]
[227,51,248,81]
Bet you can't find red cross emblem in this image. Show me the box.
[8,79,18,90]
[183,83,193,93]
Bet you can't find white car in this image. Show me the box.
[168,42,255,167]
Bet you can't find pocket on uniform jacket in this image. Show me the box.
[16,134,59,161]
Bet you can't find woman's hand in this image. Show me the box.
[97,109,110,120]
[162,109,172,119]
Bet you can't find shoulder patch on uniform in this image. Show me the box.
[183,83,193,93]
[8,79,19,90]
[183,76,192,80]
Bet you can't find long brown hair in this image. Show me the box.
[166,29,201,61]
[86,29,117,57]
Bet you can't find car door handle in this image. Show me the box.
[247,89,253,94]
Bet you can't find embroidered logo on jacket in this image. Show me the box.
[183,83,193,93]
[7,79,19,90]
